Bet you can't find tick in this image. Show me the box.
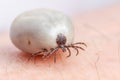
[10,9,87,62]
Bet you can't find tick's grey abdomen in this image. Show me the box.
[10,9,74,54]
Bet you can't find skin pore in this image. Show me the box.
[0,5,120,80]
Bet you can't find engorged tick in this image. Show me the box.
[10,9,87,62]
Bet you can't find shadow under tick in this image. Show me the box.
[16,50,66,65]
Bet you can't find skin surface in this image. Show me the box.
[0,5,120,80]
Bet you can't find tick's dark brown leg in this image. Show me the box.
[61,46,66,52]
[43,47,59,58]
[72,46,79,56]
[73,42,87,47]
[73,46,85,51]
[28,53,39,61]
[28,49,48,61]
[54,52,57,63]
[63,42,86,57]
[65,47,71,57]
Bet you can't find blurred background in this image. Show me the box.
[0,0,119,32]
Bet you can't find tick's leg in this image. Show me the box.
[61,46,66,52]
[73,46,85,51]
[72,42,87,47]
[65,47,71,57]
[28,49,48,61]
[71,46,79,56]
[28,51,42,61]
[64,43,85,57]
[54,52,57,63]
[42,47,59,58]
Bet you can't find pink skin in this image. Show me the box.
[0,5,120,80]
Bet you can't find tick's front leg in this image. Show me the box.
[28,48,49,61]
[42,48,59,59]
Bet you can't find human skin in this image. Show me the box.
[0,5,120,80]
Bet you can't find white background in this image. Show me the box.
[0,0,119,32]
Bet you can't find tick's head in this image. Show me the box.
[56,33,66,47]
